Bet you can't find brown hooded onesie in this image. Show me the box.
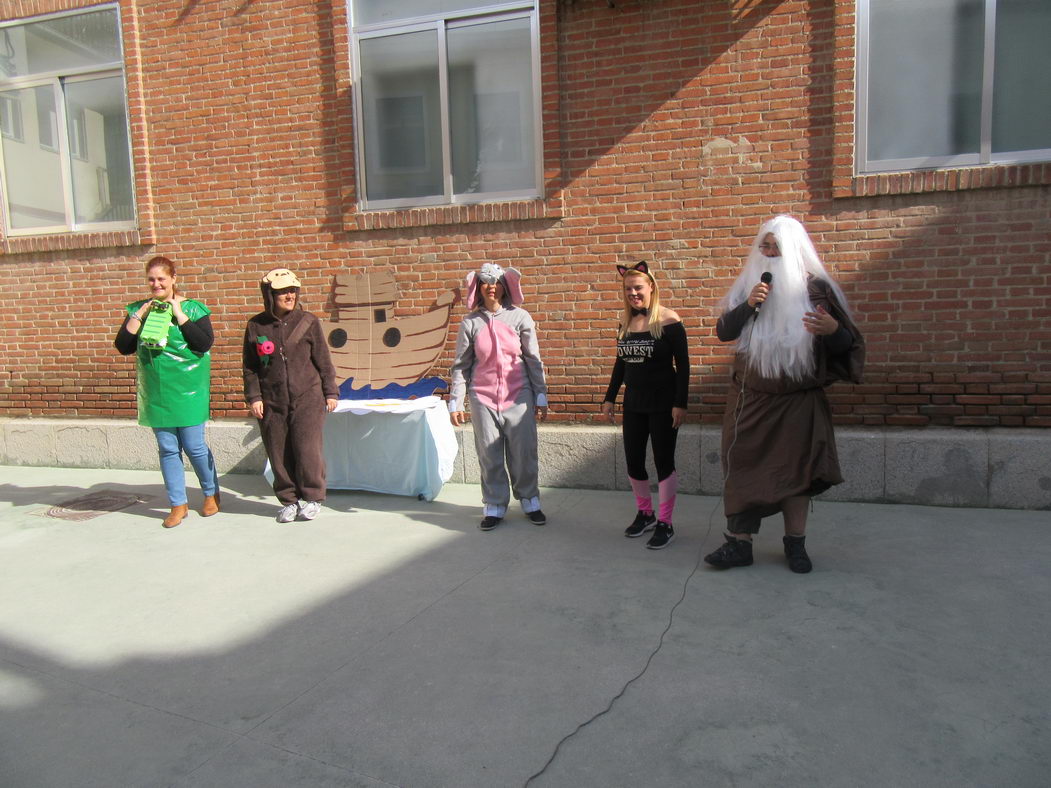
[243,275,339,504]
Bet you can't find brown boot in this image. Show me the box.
[201,492,221,517]
[162,504,188,528]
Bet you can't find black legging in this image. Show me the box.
[622,409,678,481]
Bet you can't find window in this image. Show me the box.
[0,92,23,141]
[67,103,87,160]
[857,0,1051,173]
[34,84,58,152]
[351,1,541,209]
[0,7,136,235]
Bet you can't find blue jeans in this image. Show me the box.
[152,424,219,506]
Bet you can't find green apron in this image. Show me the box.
[127,299,212,428]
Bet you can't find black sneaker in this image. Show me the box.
[645,521,675,550]
[783,535,813,573]
[624,510,657,538]
[479,516,502,531]
[526,509,547,526]
[704,534,754,568]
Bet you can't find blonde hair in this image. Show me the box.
[618,270,664,340]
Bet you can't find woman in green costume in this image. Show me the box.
[114,256,220,528]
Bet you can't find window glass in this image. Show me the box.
[353,2,539,208]
[353,1,486,26]
[0,7,135,234]
[0,8,122,78]
[448,17,535,195]
[0,84,66,230]
[867,0,983,161]
[0,92,24,140]
[64,76,134,224]
[992,0,1051,153]
[359,31,443,201]
[34,84,58,150]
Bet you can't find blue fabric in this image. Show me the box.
[152,424,219,505]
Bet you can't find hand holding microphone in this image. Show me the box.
[750,271,773,313]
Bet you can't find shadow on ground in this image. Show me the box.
[0,466,1048,787]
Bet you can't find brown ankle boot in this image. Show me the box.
[162,504,188,528]
[201,493,221,517]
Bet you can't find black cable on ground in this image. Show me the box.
[525,322,755,787]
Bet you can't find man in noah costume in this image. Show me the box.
[705,215,864,574]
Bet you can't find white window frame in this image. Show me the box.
[0,5,136,236]
[349,2,542,211]
[856,0,1051,174]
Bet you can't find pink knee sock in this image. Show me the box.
[629,477,653,514]
[658,472,678,524]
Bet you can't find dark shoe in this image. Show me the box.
[162,504,188,528]
[645,521,675,550]
[624,510,657,538]
[783,535,813,574]
[704,534,754,568]
[479,516,502,531]
[526,509,547,526]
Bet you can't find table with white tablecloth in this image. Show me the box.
[322,396,458,501]
[263,396,457,501]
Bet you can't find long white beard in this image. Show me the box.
[735,257,815,380]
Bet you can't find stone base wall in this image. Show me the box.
[1,419,1048,510]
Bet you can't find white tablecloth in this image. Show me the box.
[323,396,458,501]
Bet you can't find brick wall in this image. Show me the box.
[0,0,1049,427]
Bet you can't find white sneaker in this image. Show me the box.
[276,503,298,523]
[298,500,322,520]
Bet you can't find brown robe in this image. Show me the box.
[719,278,864,525]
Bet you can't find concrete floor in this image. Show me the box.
[0,465,1048,787]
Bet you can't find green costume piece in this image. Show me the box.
[139,301,174,348]
[126,299,212,427]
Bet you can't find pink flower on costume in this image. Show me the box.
[256,336,275,366]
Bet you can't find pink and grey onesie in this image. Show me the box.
[450,305,548,518]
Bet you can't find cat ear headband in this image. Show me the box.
[617,261,652,279]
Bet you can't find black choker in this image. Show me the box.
[631,307,648,316]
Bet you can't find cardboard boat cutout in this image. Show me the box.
[320,270,459,399]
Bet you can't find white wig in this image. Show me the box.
[723,215,850,380]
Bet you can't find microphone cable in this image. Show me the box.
[523,317,756,787]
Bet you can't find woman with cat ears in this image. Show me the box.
[601,262,690,549]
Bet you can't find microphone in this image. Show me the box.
[754,271,773,315]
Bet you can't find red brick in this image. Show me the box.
[0,0,1047,428]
